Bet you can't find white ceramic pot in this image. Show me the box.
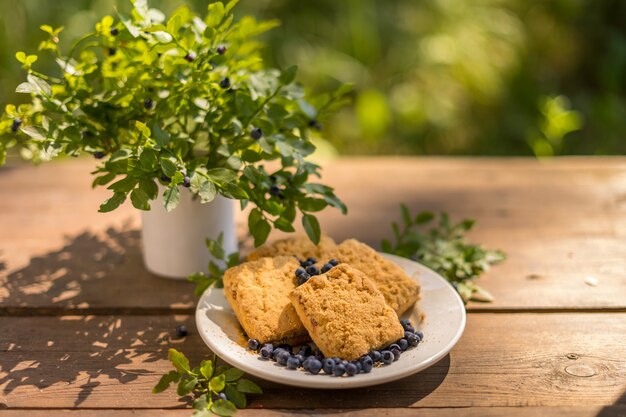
[141,188,238,279]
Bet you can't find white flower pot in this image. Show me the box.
[141,188,238,279]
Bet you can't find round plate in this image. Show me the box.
[195,253,466,389]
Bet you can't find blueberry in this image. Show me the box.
[308,358,322,374]
[276,350,290,366]
[295,267,306,278]
[260,344,273,359]
[161,174,171,183]
[369,350,382,362]
[93,151,105,159]
[388,343,401,351]
[185,52,196,62]
[175,325,188,338]
[345,362,358,376]
[353,360,362,373]
[11,118,21,132]
[277,344,293,353]
[248,338,260,351]
[108,47,117,56]
[406,332,419,347]
[381,350,393,364]
[297,273,310,286]
[183,176,191,188]
[360,356,373,373]
[286,356,300,369]
[219,77,231,89]
[328,259,339,266]
[294,353,306,364]
[306,257,317,264]
[306,265,319,276]
[308,119,322,130]
[405,324,415,333]
[415,331,424,340]
[251,127,263,140]
[217,45,227,55]
[110,27,119,36]
[322,358,335,374]
[391,348,401,361]
[321,263,333,273]
[333,363,346,376]
[269,185,281,196]
[299,345,313,356]
[398,338,409,351]
[217,392,227,401]
[271,347,285,361]
[144,98,154,110]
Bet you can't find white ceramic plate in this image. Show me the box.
[195,253,466,389]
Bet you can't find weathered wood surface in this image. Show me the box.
[1,314,624,409]
[1,157,625,311]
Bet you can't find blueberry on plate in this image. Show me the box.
[295,267,306,278]
[248,338,260,351]
[388,343,401,352]
[299,344,313,356]
[406,332,420,347]
[398,338,409,351]
[369,350,382,362]
[352,360,362,373]
[297,273,311,286]
[381,350,394,364]
[322,358,335,374]
[272,347,285,361]
[321,263,333,273]
[308,358,322,374]
[391,348,401,361]
[415,331,424,340]
[360,356,373,373]
[345,362,358,376]
[328,259,339,266]
[276,350,290,366]
[286,356,301,369]
[333,363,346,376]
[306,265,319,276]
[260,344,273,359]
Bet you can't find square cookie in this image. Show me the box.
[223,256,310,345]
[246,234,337,262]
[289,264,404,360]
[329,239,420,315]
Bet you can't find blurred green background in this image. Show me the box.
[1,0,625,156]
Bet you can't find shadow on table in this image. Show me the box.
[596,389,626,417]
[0,221,194,312]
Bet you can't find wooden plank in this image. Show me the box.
[1,157,626,310]
[1,407,625,417]
[1,313,624,409]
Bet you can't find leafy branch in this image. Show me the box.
[154,348,262,417]
[382,204,506,303]
[188,233,239,297]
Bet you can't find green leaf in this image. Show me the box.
[152,370,180,393]
[168,348,190,374]
[20,126,47,140]
[108,176,137,193]
[401,204,412,227]
[177,376,198,396]
[224,385,246,408]
[15,82,37,94]
[211,399,237,417]
[206,2,225,28]
[236,379,262,394]
[198,180,217,203]
[252,218,271,247]
[299,197,327,213]
[130,188,150,210]
[192,393,209,411]
[160,157,178,177]
[206,235,225,260]
[415,211,434,225]
[223,367,244,382]
[279,65,298,85]
[200,360,214,379]
[163,186,180,212]
[302,214,321,245]
[152,124,171,147]
[99,192,126,212]
[27,74,51,96]
[139,178,158,199]
[206,168,238,186]
[209,374,226,392]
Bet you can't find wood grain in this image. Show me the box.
[1,157,625,311]
[1,313,624,409]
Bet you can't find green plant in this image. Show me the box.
[0,0,349,246]
[154,348,261,416]
[382,205,506,303]
[188,232,239,297]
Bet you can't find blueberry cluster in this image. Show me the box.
[247,319,423,377]
[294,258,339,286]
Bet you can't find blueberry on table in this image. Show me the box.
[185,52,196,62]
[144,98,154,110]
[286,356,301,369]
[93,151,105,159]
[322,358,335,374]
[308,358,322,374]
[269,185,281,196]
[219,77,231,89]
[276,350,290,365]
[345,362,358,376]
[391,348,401,361]
[381,350,393,364]
[217,45,227,55]
[175,325,188,338]
[360,356,373,373]
[110,27,119,36]
[183,176,191,188]
[248,338,260,351]
[260,344,273,359]
[369,350,382,362]
[333,363,346,376]
[398,338,409,351]
[11,118,21,132]
[306,265,319,276]
[251,127,263,140]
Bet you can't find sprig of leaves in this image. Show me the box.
[188,233,239,297]
[382,204,506,303]
[0,0,350,246]
[154,348,262,417]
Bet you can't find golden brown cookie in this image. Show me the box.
[246,234,337,262]
[223,256,309,345]
[328,239,420,315]
[289,264,404,360]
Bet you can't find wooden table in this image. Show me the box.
[1,157,625,416]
